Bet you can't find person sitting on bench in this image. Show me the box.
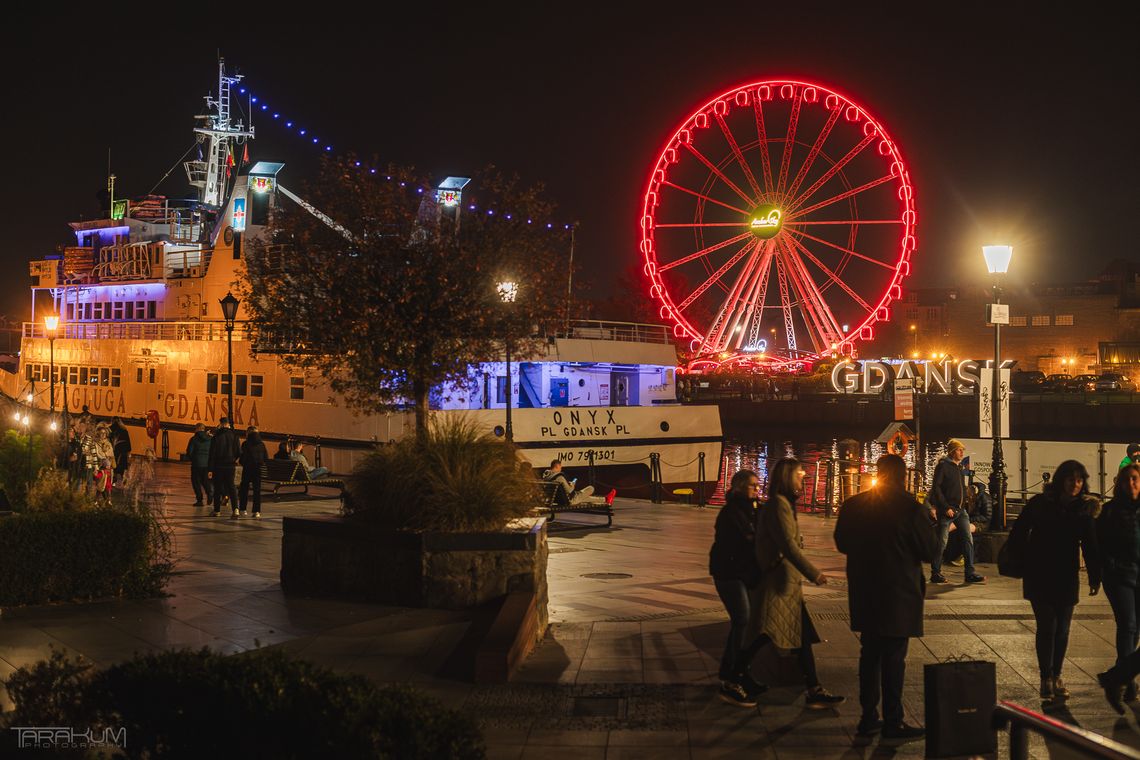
[290,441,331,479]
[542,459,608,505]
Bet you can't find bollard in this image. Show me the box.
[698,452,706,507]
[161,429,169,461]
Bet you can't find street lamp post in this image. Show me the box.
[983,245,1013,530]
[910,324,917,356]
[44,315,59,415]
[496,280,519,442]
[220,293,240,424]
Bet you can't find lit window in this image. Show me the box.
[250,375,263,397]
[1010,316,1027,327]
[1056,315,1074,326]
[1031,315,1050,327]
[207,373,218,394]
[289,377,304,400]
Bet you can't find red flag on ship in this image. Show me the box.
[241,144,250,165]
[226,147,235,168]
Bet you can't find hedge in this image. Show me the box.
[3,648,486,759]
[0,509,167,605]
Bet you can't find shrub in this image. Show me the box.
[0,428,50,509]
[0,509,169,605]
[344,416,539,532]
[25,467,94,512]
[3,648,486,759]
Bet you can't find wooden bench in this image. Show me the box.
[538,480,613,527]
[260,459,345,500]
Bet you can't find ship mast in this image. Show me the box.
[184,58,254,208]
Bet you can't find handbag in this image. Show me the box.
[924,659,997,758]
[997,532,1026,578]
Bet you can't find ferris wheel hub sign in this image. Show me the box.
[750,205,782,239]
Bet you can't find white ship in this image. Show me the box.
[1,61,722,498]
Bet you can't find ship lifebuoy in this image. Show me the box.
[887,431,908,456]
[145,409,161,440]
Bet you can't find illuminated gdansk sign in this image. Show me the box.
[830,359,1018,394]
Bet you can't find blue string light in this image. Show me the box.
[238,81,574,231]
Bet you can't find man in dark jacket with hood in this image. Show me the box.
[928,439,985,585]
[835,454,941,739]
[186,423,213,506]
[208,417,240,516]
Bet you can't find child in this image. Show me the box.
[93,458,114,506]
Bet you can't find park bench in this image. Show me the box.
[538,480,614,527]
[260,459,345,500]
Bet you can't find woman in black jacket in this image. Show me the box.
[709,469,764,707]
[1009,459,1102,701]
[1097,463,1140,702]
[238,427,269,519]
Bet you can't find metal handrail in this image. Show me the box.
[993,700,1140,759]
[555,320,672,345]
[22,321,251,342]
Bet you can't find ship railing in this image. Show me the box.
[554,320,672,345]
[23,321,252,342]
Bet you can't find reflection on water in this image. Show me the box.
[718,437,952,506]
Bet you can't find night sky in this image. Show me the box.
[2,7,1136,324]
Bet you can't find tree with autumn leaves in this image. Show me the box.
[241,159,571,439]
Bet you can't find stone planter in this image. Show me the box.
[281,515,548,631]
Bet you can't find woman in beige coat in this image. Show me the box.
[744,457,845,708]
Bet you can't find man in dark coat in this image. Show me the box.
[928,439,985,584]
[208,416,240,517]
[835,454,940,739]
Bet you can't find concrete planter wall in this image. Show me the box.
[280,515,548,629]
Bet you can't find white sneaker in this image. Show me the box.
[239,510,248,517]
[253,512,262,520]
[231,509,239,519]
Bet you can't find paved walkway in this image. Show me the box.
[1,463,1136,759]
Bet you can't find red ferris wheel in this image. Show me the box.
[639,79,916,368]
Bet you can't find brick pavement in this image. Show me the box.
[1,463,1137,758]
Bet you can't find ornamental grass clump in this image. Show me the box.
[25,467,94,513]
[345,417,539,532]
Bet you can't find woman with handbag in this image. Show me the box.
[744,457,845,709]
[1009,459,1102,701]
[709,469,766,707]
[1096,463,1140,702]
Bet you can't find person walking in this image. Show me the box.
[1096,463,1140,703]
[744,457,845,710]
[109,417,132,485]
[928,439,986,585]
[709,469,766,707]
[208,416,241,517]
[835,454,940,739]
[238,427,269,519]
[186,423,213,507]
[1008,459,1101,701]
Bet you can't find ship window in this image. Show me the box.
[68,367,79,385]
[1056,314,1074,326]
[81,303,92,320]
[496,376,508,404]
[25,364,32,381]
[112,302,124,320]
[147,301,157,320]
[1031,315,1050,327]
[221,373,231,395]
[110,369,120,388]
[207,373,218,394]
[149,368,156,384]
[92,303,105,320]
[90,368,100,385]
[178,370,188,390]
[80,367,89,385]
[100,368,110,386]
[136,367,143,384]
[66,304,75,320]
[250,375,263,397]
[235,374,248,397]
[135,301,145,319]
[289,377,304,400]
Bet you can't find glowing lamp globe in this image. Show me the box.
[982,245,1013,275]
[496,281,519,304]
[43,315,59,335]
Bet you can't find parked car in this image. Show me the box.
[1095,373,1137,392]
[1065,374,1098,393]
[1010,370,1046,393]
[1042,373,1071,392]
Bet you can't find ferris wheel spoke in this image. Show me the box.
[777,244,825,353]
[753,99,775,196]
[661,181,752,215]
[791,228,897,270]
[735,246,775,350]
[655,221,752,229]
[785,219,902,226]
[774,255,798,353]
[701,242,766,353]
[682,142,758,207]
[785,132,876,213]
[775,92,802,200]
[791,228,896,270]
[676,238,756,313]
[785,235,873,313]
[657,231,752,272]
[785,107,841,203]
[782,239,845,340]
[714,114,763,198]
[789,174,895,218]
